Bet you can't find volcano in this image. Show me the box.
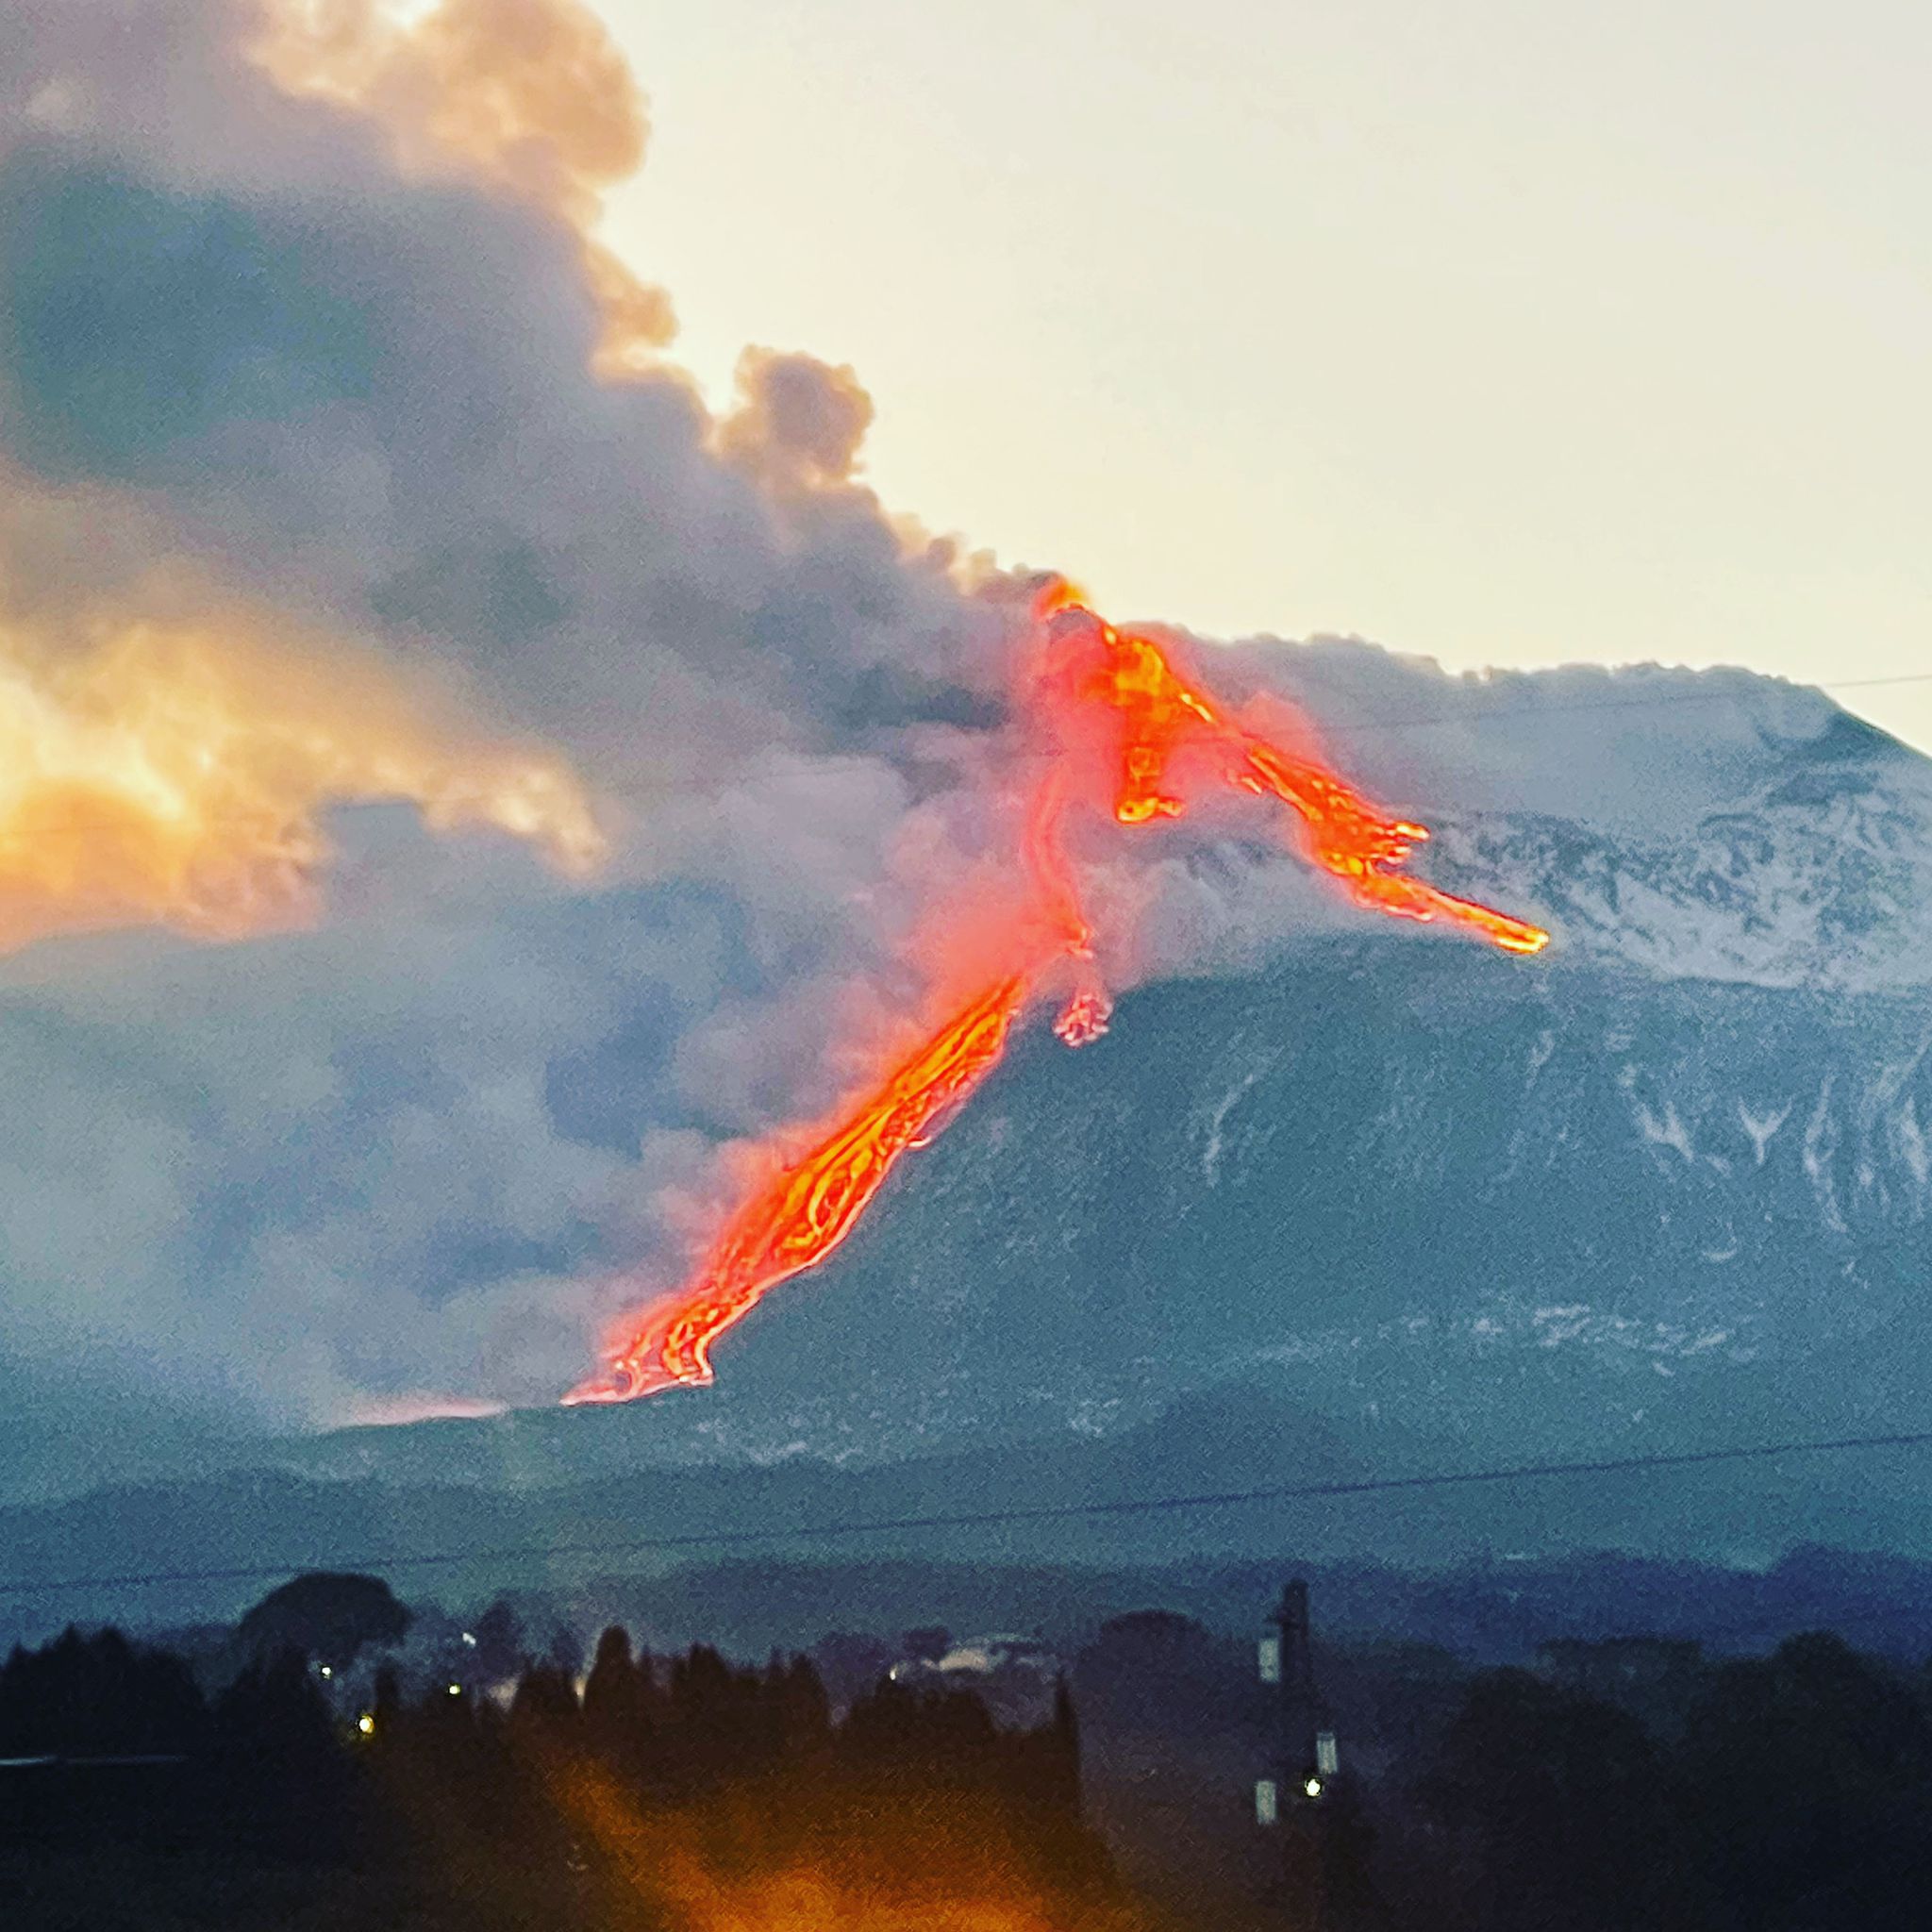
[549,691,1932,1523]
[42,680,1932,1582]
[571,604,1546,1403]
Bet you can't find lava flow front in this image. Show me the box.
[567,976,1026,1402]
[571,602,1549,1402]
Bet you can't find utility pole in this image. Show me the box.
[1256,1577,1341,1927]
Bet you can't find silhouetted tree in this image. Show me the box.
[808,1628,896,1711]
[213,1648,360,1858]
[236,1573,409,1668]
[544,1622,584,1680]
[0,1625,206,1759]
[509,1659,581,1742]
[1420,1666,1673,1932]
[471,1597,524,1681]
[1075,1608,1247,1737]
[843,1674,1001,1789]
[582,1624,655,1780]
[773,1653,832,1757]
[0,1621,1137,1928]
[1677,1632,1932,1932]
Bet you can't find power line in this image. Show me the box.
[4,1424,1930,1603]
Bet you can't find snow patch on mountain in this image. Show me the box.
[1737,1101,1791,1165]
[1428,713,1932,991]
[1200,1068,1265,1187]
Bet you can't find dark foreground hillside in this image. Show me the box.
[8,1577,1932,1932]
[0,1624,1129,1932]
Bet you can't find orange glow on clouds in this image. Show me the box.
[0,604,600,952]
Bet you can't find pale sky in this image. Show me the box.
[593,0,1932,753]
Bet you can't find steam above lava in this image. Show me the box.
[571,599,1548,1404]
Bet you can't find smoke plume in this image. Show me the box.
[0,0,1851,1480]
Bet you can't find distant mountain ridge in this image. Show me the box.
[6,1376,1932,1645]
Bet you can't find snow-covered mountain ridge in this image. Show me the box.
[1432,711,1932,991]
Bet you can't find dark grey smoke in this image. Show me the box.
[0,0,1864,1483]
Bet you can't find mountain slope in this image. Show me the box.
[258,708,1932,1511]
[19,695,1932,1596]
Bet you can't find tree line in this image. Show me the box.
[0,1619,1136,1931]
[13,1597,1931,1929]
[1369,1631,1932,1932]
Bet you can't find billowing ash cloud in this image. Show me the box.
[0,0,998,756]
[0,0,1859,1489]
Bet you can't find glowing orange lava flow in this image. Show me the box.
[1032,608,1551,958]
[572,601,1548,1402]
[568,977,1025,1402]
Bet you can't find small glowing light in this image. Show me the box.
[357,1713,375,1737]
[460,1632,477,1647]
[1304,1776,1324,1799]
[447,1683,462,1696]
[319,1665,332,1679]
